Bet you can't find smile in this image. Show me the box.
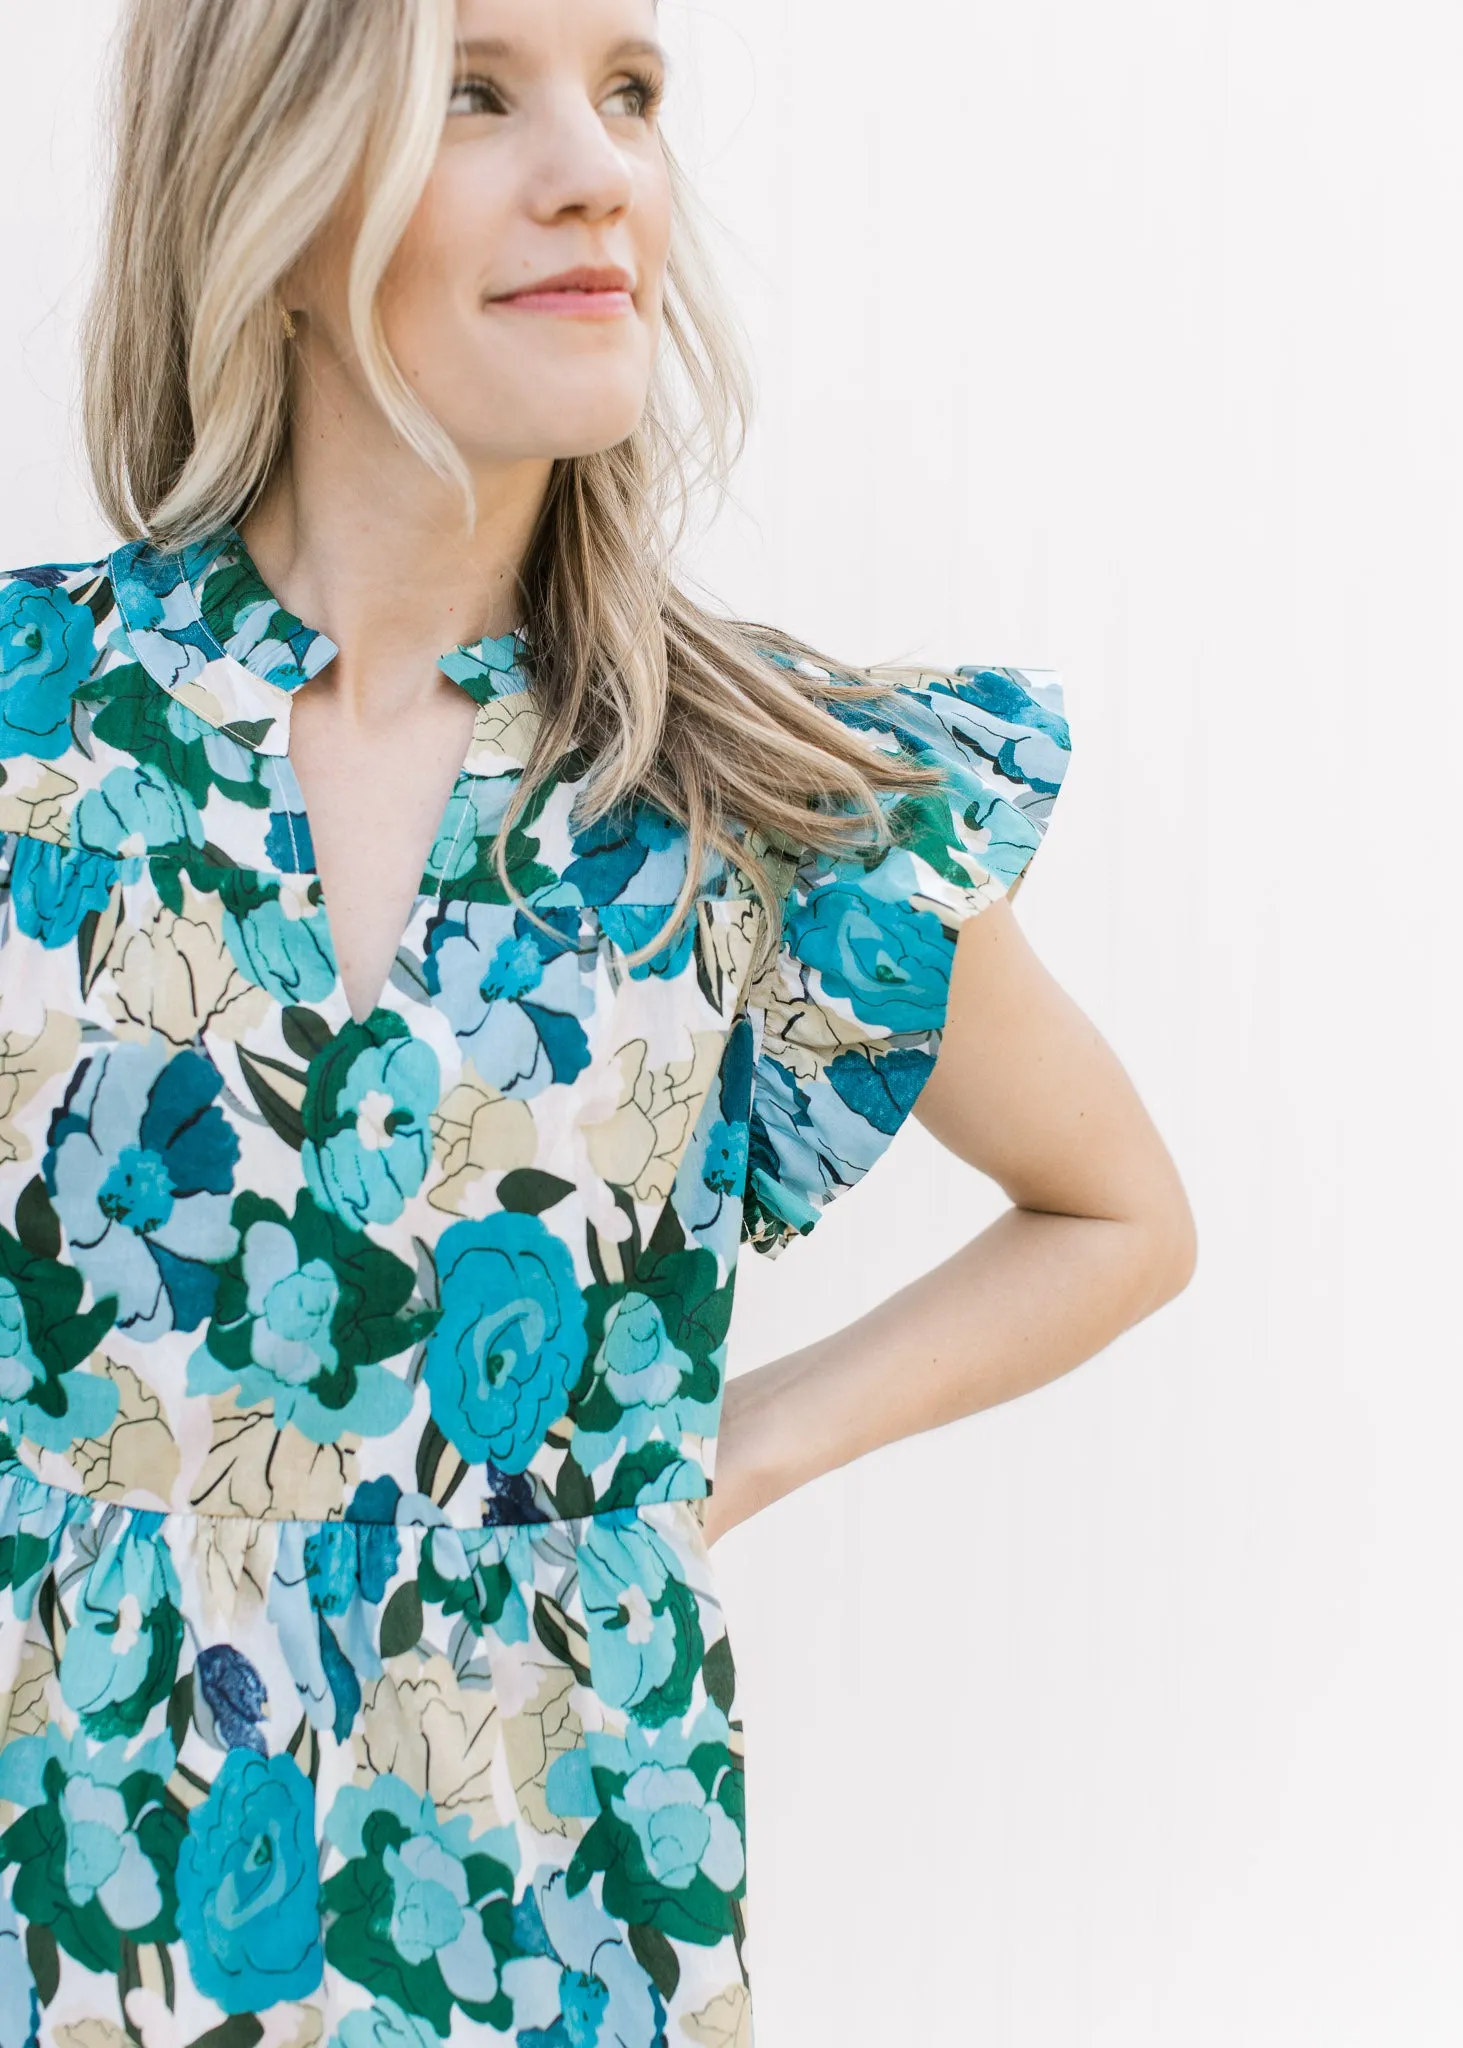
[488,264,636,320]
[489,286,635,319]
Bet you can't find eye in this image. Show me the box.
[448,74,506,118]
[605,70,664,121]
[447,69,665,123]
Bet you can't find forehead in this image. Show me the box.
[452,0,660,53]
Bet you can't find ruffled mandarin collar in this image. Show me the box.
[108,518,532,757]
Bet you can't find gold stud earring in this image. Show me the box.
[281,305,297,339]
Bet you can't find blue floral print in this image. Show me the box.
[0,575,95,758]
[177,1748,324,2010]
[506,1866,665,2043]
[4,835,117,950]
[425,1212,589,1469]
[0,1723,182,1963]
[578,1511,703,1719]
[45,1038,240,1338]
[0,521,1069,2042]
[188,1188,428,1440]
[426,904,592,1094]
[222,871,337,1004]
[193,1641,269,1752]
[57,1514,182,1739]
[75,761,205,872]
[783,882,955,1032]
[323,1774,520,2034]
[302,1016,440,1226]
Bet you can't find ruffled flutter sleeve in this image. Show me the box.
[741,662,1072,1258]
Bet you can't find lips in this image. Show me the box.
[494,265,633,299]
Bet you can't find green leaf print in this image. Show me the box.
[13,1175,60,1261]
[24,1921,59,2005]
[533,1591,593,1686]
[187,2020,266,2048]
[702,1632,737,1717]
[628,1919,681,2001]
[553,1448,595,1517]
[378,1579,424,1657]
[85,661,267,812]
[495,1167,576,1215]
[281,1003,334,1062]
[234,1044,308,1150]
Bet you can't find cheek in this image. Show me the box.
[627,173,673,333]
[383,168,504,334]
[636,161,675,281]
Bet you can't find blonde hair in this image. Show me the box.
[80,0,946,970]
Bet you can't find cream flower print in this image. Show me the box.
[582,1029,727,1205]
[68,1354,181,1506]
[0,525,1069,2042]
[428,1060,539,1216]
[0,761,78,844]
[105,879,270,1045]
[0,1008,79,1165]
[355,1653,504,1832]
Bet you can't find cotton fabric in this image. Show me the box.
[0,523,1069,2047]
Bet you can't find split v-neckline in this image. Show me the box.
[266,744,480,1033]
[108,519,543,1033]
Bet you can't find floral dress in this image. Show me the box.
[0,522,1070,2048]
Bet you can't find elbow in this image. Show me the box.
[1140,1181,1199,1313]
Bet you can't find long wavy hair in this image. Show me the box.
[80,0,947,970]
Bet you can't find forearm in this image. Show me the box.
[717,1202,1188,1527]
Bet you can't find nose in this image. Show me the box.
[521,87,638,224]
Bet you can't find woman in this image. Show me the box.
[0,0,1195,2042]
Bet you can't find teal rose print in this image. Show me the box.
[785,881,955,1032]
[5,837,118,951]
[424,1211,588,1470]
[327,2000,440,2048]
[0,575,94,758]
[569,1223,728,1483]
[554,1704,746,1947]
[218,867,336,1006]
[578,1511,704,1724]
[74,760,206,875]
[176,1748,324,2012]
[189,1187,435,1441]
[321,1773,520,2036]
[58,1516,183,1740]
[0,533,1074,2041]
[302,1013,439,1228]
[0,1727,182,1974]
[570,1284,721,1477]
[0,1222,118,1453]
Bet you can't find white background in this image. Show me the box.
[5,4,1462,2043]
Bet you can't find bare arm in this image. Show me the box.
[705,896,1198,1544]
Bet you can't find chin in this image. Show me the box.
[458,389,650,463]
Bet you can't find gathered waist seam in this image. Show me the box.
[0,1457,710,1537]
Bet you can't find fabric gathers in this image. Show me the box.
[0,523,1069,2045]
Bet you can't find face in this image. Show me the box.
[292,0,672,468]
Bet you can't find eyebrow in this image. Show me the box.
[454,36,671,68]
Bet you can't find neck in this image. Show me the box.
[238,371,552,725]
